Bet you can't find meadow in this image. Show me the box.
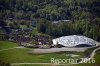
[0,41,100,66]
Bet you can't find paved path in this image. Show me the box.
[90,46,100,58]
[11,63,52,65]
[11,46,100,65]
[79,46,100,63]
[31,47,91,54]
[31,42,100,54]
[0,46,24,51]
[11,62,78,66]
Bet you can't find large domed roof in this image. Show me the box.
[52,35,96,47]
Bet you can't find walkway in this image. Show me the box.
[79,46,100,63]
[31,47,91,54]
[0,46,24,51]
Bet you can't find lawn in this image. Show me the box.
[0,41,100,66]
[94,49,100,64]
[0,41,18,50]
[0,41,81,66]
[0,48,79,63]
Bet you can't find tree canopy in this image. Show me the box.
[0,0,100,41]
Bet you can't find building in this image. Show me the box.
[52,20,71,24]
[52,35,96,47]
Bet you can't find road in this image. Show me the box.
[31,47,91,54]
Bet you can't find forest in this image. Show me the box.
[0,0,100,41]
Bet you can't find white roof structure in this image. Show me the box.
[52,35,96,47]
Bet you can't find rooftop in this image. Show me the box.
[52,35,96,47]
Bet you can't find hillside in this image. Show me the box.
[0,0,100,41]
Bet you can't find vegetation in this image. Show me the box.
[0,41,81,65]
[0,0,100,41]
[95,49,100,64]
[0,41,100,66]
[83,47,99,57]
[0,0,100,65]
[0,41,18,50]
[0,60,10,66]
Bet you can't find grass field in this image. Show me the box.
[0,41,100,66]
[94,49,100,64]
